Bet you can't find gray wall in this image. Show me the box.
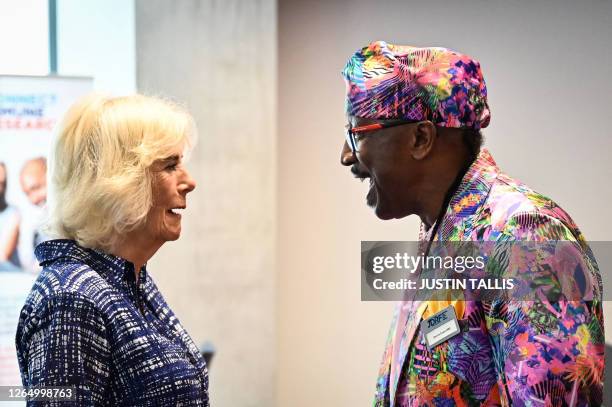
[136,1,277,406]
[278,0,612,406]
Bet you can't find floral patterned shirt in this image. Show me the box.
[375,149,604,406]
[16,239,210,406]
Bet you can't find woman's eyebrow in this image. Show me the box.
[160,155,181,163]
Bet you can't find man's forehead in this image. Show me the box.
[23,161,46,175]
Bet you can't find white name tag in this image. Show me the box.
[420,305,460,349]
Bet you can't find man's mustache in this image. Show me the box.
[351,165,370,180]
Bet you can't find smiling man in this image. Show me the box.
[340,41,604,406]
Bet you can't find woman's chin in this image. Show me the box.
[167,230,181,241]
[158,227,182,243]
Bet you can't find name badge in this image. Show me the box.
[420,305,460,349]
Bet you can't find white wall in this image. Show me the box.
[277,0,612,405]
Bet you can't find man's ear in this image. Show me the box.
[411,121,437,160]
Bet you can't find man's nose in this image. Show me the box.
[340,141,356,166]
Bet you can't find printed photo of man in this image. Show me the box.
[0,162,20,270]
[18,157,49,271]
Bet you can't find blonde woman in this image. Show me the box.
[16,94,209,406]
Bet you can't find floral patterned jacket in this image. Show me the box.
[374,149,604,406]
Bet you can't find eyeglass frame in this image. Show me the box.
[344,119,419,153]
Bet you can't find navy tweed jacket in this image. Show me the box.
[16,239,209,406]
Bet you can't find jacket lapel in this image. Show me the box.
[381,149,500,405]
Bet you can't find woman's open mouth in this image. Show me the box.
[167,207,185,217]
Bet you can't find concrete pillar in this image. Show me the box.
[136,1,276,406]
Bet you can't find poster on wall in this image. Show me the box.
[0,75,92,386]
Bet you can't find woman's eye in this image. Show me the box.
[165,163,178,171]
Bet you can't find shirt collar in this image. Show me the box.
[35,239,148,285]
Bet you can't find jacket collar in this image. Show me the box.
[424,148,499,241]
[35,239,148,285]
[383,149,502,403]
[447,148,499,217]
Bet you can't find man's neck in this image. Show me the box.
[419,184,452,230]
[418,155,473,229]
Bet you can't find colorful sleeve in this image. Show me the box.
[486,213,604,406]
[18,292,111,406]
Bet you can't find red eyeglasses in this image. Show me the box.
[344,119,417,153]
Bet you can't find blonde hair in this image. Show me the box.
[46,93,196,251]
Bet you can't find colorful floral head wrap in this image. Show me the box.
[342,41,491,129]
